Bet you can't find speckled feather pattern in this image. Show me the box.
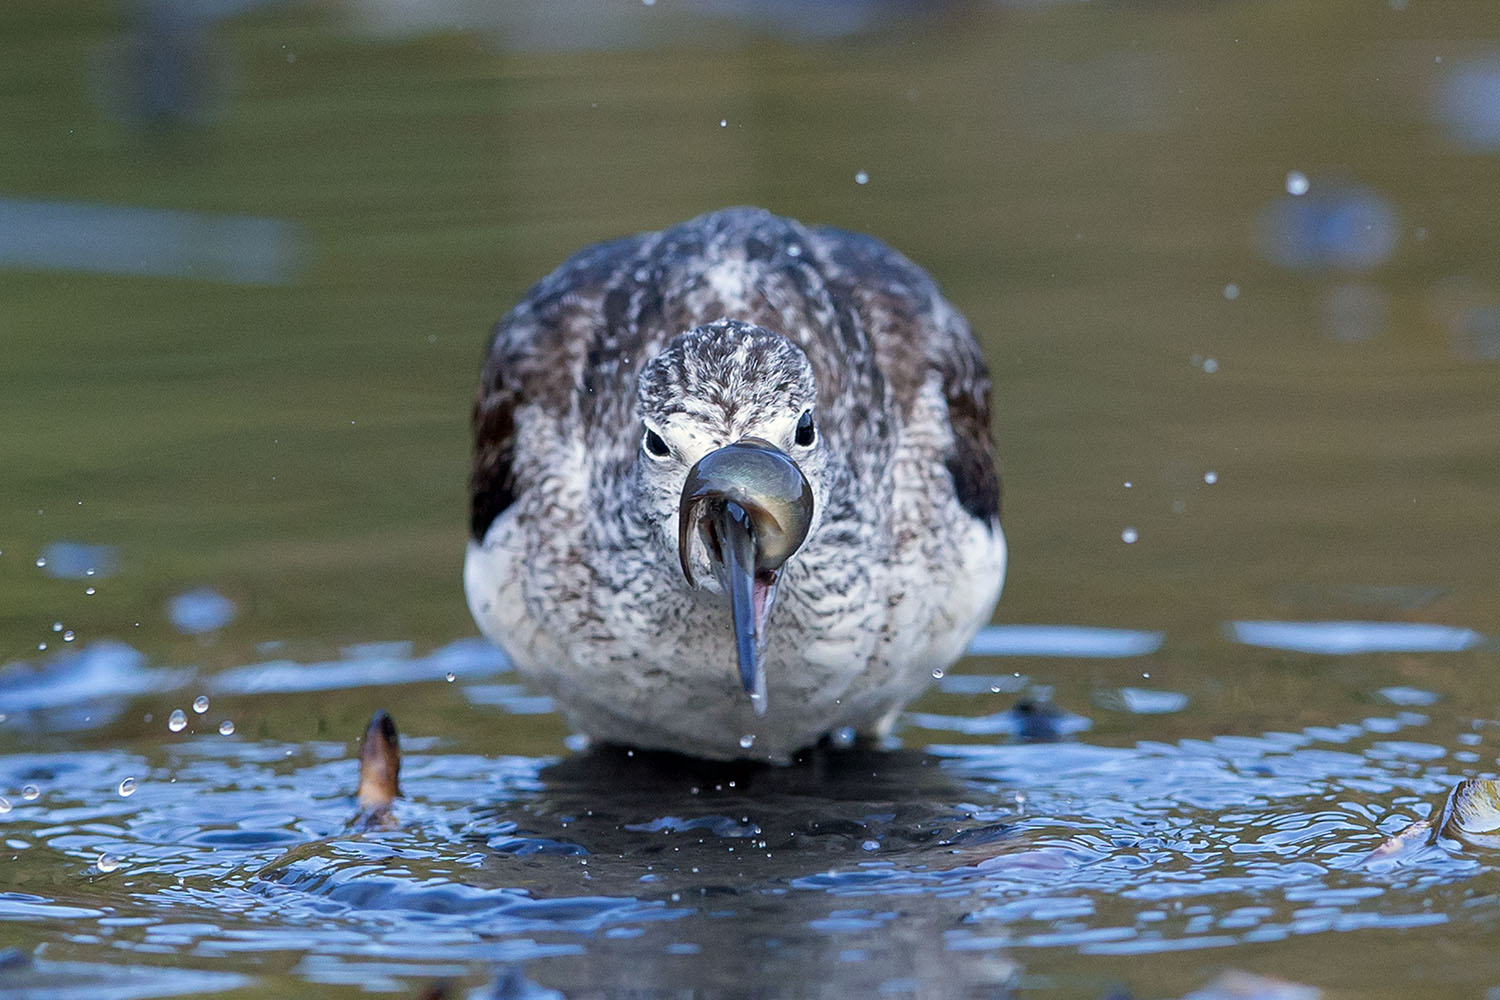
[465,207,1005,762]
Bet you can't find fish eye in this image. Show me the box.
[643,427,671,459]
[794,409,816,447]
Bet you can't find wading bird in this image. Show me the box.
[465,208,1004,762]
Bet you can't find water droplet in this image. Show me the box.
[0,797,10,814]
[168,710,187,732]
[719,118,727,127]
[990,684,1001,694]
[21,784,39,801]
[444,672,456,683]
[52,622,62,632]
[1203,470,1218,485]
[118,777,136,797]
[1223,283,1240,300]
[34,557,46,568]
[738,734,755,749]
[62,630,75,643]
[1202,357,1219,373]
[96,853,121,873]
[218,720,235,736]
[861,840,881,851]
[37,642,46,651]
[192,695,209,714]
[84,587,95,596]
[854,170,869,185]
[1123,481,1132,489]
[931,667,945,679]
[85,568,95,577]
[831,726,857,748]
[1121,527,1139,544]
[1286,170,1309,196]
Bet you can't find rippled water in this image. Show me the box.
[4,1,1500,997]
[3,624,1498,997]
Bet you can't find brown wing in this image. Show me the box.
[939,337,1002,525]
[469,329,520,540]
[469,234,645,541]
[809,225,1002,527]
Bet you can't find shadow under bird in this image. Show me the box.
[464,207,1005,762]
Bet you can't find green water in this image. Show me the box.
[3,1,1500,997]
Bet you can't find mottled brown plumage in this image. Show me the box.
[465,207,1004,762]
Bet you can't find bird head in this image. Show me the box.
[634,320,823,715]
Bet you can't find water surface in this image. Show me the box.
[3,2,1500,996]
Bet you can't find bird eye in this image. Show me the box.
[794,409,816,447]
[643,428,671,459]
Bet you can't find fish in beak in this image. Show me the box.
[677,438,813,715]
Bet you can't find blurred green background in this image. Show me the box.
[2,0,1497,712]
[3,3,1500,996]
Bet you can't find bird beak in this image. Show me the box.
[677,438,814,716]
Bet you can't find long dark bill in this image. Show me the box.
[716,499,767,712]
[676,437,814,718]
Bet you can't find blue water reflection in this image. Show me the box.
[1437,57,1500,152]
[1256,185,1399,272]
[35,542,118,581]
[0,199,305,285]
[1226,620,1486,655]
[968,625,1164,658]
[211,638,509,694]
[167,588,237,635]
